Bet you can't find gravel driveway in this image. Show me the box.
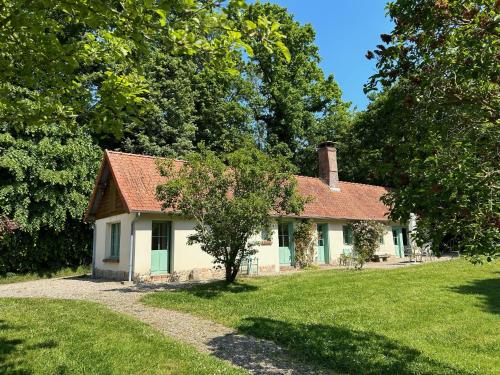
[0,277,330,375]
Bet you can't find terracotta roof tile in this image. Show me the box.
[89,150,391,221]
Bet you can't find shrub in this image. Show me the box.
[294,219,317,268]
[350,220,385,269]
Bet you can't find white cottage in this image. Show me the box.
[85,143,410,282]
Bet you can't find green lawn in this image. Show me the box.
[143,260,500,375]
[0,266,90,285]
[0,298,245,374]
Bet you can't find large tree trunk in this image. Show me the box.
[224,263,239,283]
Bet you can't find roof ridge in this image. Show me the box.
[294,174,388,189]
[339,180,390,189]
[295,175,321,180]
[106,150,186,163]
[105,150,388,189]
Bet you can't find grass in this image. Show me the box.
[143,259,500,374]
[0,298,245,375]
[0,266,90,285]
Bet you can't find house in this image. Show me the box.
[85,142,411,282]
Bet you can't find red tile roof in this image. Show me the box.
[86,150,391,221]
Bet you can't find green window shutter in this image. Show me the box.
[379,234,384,244]
[110,223,120,258]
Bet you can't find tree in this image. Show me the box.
[0,0,290,137]
[118,53,199,157]
[156,143,307,282]
[0,0,291,274]
[240,3,352,174]
[0,123,100,274]
[350,220,386,269]
[338,86,408,187]
[363,0,499,261]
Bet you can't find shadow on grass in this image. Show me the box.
[237,317,471,375]
[0,320,30,374]
[184,281,258,299]
[0,319,60,374]
[450,277,500,314]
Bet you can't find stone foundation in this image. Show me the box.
[96,264,278,283]
[93,268,129,281]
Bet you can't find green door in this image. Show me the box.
[151,221,171,274]
[392,227,404,258]
[278,223,294,265]
[316,224,329,264]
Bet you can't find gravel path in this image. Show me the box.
[0,277,331,375]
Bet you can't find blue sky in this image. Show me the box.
[266,0,393,110]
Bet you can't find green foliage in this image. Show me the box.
[293,219,317,268]
[0,221,93,275]
[241,3,352,174]
[144,260,500,374]
[0,0,290,137]
[0,124,100,233]
[349,220,386,269]
[0,0,293,274]
[357,0,499,260]
[156,143,307,282]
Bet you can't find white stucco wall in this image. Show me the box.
[324,220,403,263]
[93,213,407,279]
[94,213,134,275]
[131,214,281,277]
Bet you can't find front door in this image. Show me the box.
[151,221,171,274]
[278,223,294,265]
[392,227,404,258]
[316,224,329,264]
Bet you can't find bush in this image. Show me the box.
[294,219,317,268]
[350,220,385,269]
[0,219,92,275]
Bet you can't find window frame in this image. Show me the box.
[110,222,121,259]
[151,221,171,251]
[343,225,353,245]
[278,223,290,248]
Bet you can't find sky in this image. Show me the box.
[266,0,393,110]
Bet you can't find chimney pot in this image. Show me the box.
[318,142,340,191]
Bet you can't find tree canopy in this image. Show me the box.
[0,0,294,274]
[357,0,499,261]
[156,144,307,282]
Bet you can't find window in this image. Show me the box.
[392,229,399,245]
[343,226,353,245]
[317,224,324,246]
[278,223,289,247]
[110,223,120,259]
[261,228,272,242]
[402,228,409,246]
[379,234,384,244]
[152,222,171,250]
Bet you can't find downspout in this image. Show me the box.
[128,213,140,283]
[91,223,97,278]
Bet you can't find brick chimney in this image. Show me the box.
[318,141,340,191]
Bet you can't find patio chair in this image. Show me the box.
[339,249,355,268]
[240,257,259,276]
[403,245,415,262]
